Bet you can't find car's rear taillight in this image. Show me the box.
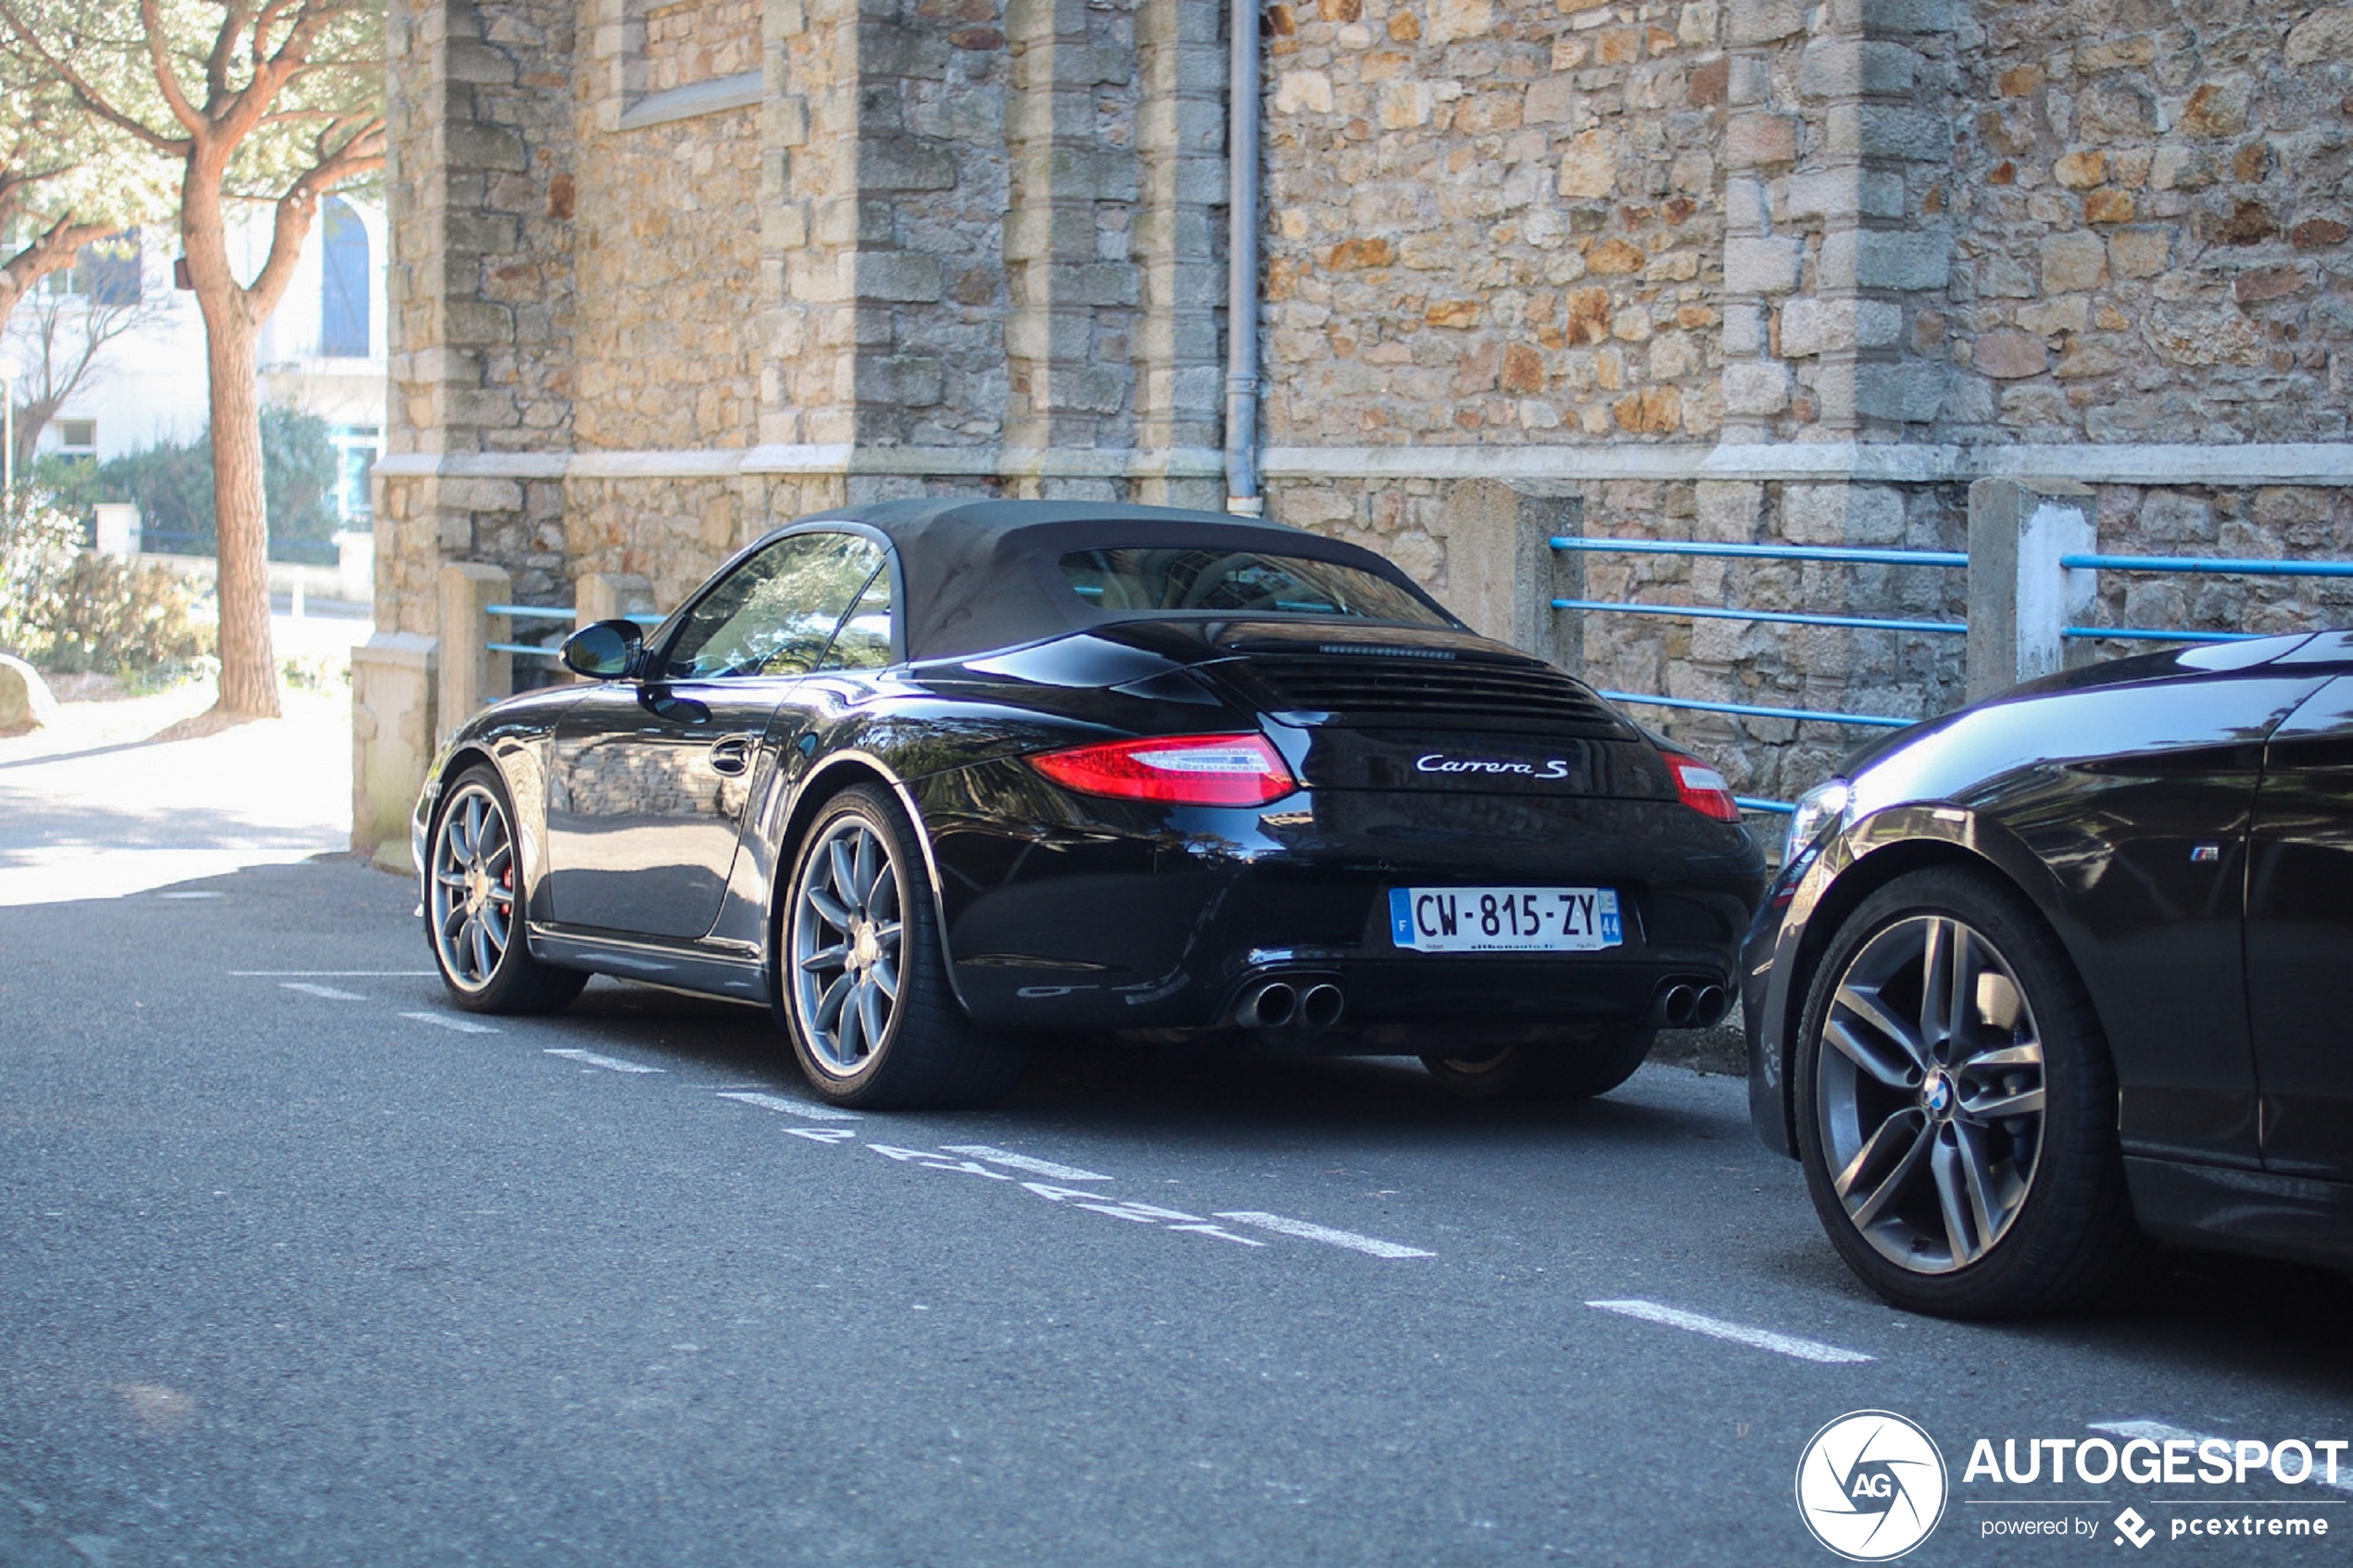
[1028,733,1299,806]
[1666,753,1741,822]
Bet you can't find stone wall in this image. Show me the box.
[571,105,765,452]
[1944,2,2352,445]
[1260,0,1728,447]
[642,0,763,92]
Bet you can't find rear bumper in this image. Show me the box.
[915,761,1763,1035]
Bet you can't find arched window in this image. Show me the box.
[319,198,369,358]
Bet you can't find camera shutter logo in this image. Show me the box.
[1794,1411,1948,1561]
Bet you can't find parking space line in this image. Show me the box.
[544,1047,662,1074]
[280,982,369,1001]
[1585,1298,1874,1364]
[399,1011,500,1035]
[940,1144,1111,1181]
[1214,1210,1434,1260]
[714,1089,861,1122]
[234,971,435,977]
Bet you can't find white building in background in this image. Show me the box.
[6,194,389,528]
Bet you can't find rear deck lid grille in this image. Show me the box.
[1228,652,1631,733]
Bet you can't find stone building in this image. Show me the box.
[356,0,2353,854]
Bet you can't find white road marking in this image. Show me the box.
[279,982,368,1001]
[399,1011,500,1035]
[939,1144,1112,1182]
[544,1047,661,1074]
[2090,1421,2353,1493]
[1214,1210,1434,1260]
[1584,1298,1873,1364]
[156,891,226,899]
[782,1127,857,1144]
[870,1144,1013,1179]
[233,970,434,977]
[1028,1185,1265,1246]
[714,1089,861,1122]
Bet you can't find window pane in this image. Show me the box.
[662,533,887,679]
[818,566,893,670]
[320,200,369,358]
[1059,547,1446,624]
[79,232,141,305]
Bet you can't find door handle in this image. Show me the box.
[708,734,756,775]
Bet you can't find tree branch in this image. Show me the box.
[136,0,208,134]
[243,115,383,320]
[0,0,195,154]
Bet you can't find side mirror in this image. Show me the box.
[560,619,643,679]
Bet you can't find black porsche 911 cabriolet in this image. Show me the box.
[1749,631,2353,1319]
[414,500,1763,1107]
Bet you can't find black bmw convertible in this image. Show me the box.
[1749,632,2353,1318]
[414,500,1763,1106]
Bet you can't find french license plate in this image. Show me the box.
[1387,886,1622,954]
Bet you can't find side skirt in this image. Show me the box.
[2123,1155,2353,1269]
[529,923,769,1004]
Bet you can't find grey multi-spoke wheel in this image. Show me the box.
[777,785,1027,1108]
[1794,867,2144,1318]
[790,814,905,1077]
[424,766,586,1014]
[1814,914,2045,1273]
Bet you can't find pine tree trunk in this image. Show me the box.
[202,301,281,718]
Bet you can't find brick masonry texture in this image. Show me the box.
[377,0,2353,809]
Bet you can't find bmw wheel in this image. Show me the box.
[780,784,1026,1108]
[1793,867,2143,1318]
[426,765,587,1014]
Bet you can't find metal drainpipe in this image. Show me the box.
[1224,0,1263,517]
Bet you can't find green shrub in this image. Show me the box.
[39,404,344,561]
[0,491,216,674]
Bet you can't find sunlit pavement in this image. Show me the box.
[0,613,360,908]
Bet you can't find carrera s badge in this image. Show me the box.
[1416,753,1573,780]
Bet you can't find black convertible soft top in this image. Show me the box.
[766,498,1455,664]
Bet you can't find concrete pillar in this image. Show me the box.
[334,529,376,605]
[1438,480,1584,675]
[351,632,438,867]
[1966,478,2097,702]
[437,561,512,738]
[93,503,142,558]
[575,571,658,629]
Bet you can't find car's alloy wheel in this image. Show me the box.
[1794,867,2144,1318]
[778,785,1027,1108]
[425,765,586,1014]
[431,778,517,993]
[1813,913,2045,1273]
[789,814,904,1077]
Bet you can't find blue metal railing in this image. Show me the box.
[1551,537,1969,569]
[2060,554,2353,579]
[1553,535,1966,811]
[1558,535,2353,817]
[487,603,666,659]
[1554,598,1965,637]
[2057,554,2353,645]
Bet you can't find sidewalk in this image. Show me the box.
[0,630,361,908]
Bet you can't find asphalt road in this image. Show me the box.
[4,857,2349,1567]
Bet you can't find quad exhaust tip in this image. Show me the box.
[1233,978,1345,1031]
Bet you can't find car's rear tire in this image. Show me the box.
[425,765,588,1014]
[1793,865,2145,1319]
[1422,1027,1655,1101]
[778,784,1028,1108]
